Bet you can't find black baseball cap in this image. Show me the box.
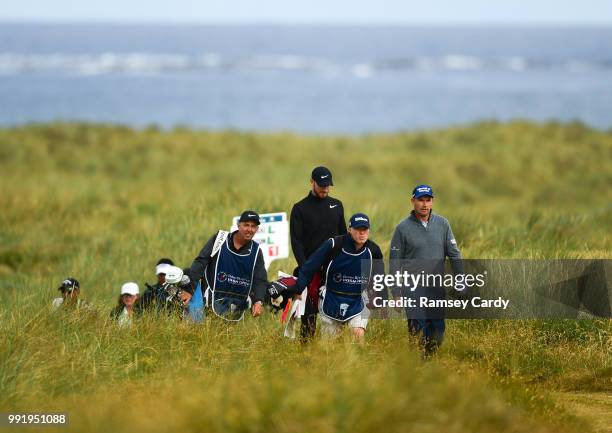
[238,210,260,225]
[311,166,333,187]
[58,277,80,292]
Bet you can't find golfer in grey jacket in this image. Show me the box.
[389,184,463,354]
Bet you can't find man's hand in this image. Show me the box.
[267,282,283,299]
[179,291,192,306]
[252,301,263,317]
[267,282,286,309]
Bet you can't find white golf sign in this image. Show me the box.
[231,212,289,269]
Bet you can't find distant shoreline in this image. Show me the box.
[1,119,611,136]
[2,26,610,132]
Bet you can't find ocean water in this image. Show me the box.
[0,23,611,133]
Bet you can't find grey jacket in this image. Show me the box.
[389,211,464,295]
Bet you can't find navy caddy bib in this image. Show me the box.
[211,237,260,321]
[321,241,372,322]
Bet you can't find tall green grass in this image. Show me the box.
[0,307,597,433]
[0,121,610,432]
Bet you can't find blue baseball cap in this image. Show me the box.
[349,213,370,229]
[412,184,434,198]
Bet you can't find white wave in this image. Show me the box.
[71,53,191,75]
[351,63,373,78]
[0,52,609,77]
[0,53,73,74]
[503,56,527,71]
[199,53,221,68]
[245,54,337,73]
[442,55,483,71]
[0,52,205,76]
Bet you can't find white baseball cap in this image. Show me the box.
[120,282,139,296]
[155,263,172,276]
[163,266,184,284]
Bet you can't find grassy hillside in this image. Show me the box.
[0,121,610,432]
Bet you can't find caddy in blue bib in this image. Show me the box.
[210,237,260,321]
[321,245,372,322]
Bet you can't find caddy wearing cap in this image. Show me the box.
[389,183,464,355]
[295,212,385,341]
[238,210,261,225]
[290,166,347,340]
[188,209,268,321]
[349,213,370,229]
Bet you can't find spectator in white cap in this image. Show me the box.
[110,282,140,327]
[155,257,175,286]
[136,258,194,316]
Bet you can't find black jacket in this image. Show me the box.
[290,191,347,267]
[188,231,268,303]
[135,282,187,316]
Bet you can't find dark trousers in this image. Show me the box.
[300,272,323,341]
[407,318,446,355]
[300,307,317,340]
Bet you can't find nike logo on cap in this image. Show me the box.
[320,175,329,178]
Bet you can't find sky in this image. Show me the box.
[1,0,612,25]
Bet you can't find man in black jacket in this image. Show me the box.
[290,166,347,339]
